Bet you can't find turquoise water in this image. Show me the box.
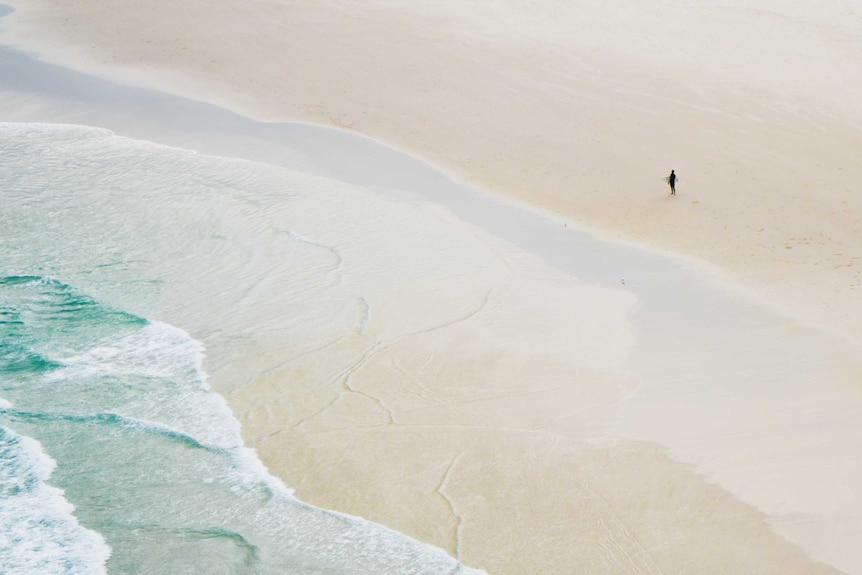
[0,123,477,574]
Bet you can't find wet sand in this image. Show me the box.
[3,0,861,342]
[2,2,862,574]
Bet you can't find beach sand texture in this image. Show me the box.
[2,1,862,574]
[4,0,862,343]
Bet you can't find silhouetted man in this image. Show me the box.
[668,170,677,195]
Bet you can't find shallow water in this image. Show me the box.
[3,67,862,571]
[0,123,480,574]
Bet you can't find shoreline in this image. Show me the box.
[3,4,862,573]
[2,1,861,347]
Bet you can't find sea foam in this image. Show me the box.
[0,122,487,574]
[0,426,111,575]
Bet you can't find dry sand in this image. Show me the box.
[3,0,861,343]
[2,1,862,574]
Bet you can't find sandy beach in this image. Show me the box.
[2,1,862,573]
[4,0,862,343]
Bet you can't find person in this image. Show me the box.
[667,169,677,195]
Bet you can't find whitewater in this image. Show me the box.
[0,122,486,574]
[3,1,862,567]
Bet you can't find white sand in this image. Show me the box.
[3,0,861,342]
[2,1,862,573]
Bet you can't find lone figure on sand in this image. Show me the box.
[667,169,677,195]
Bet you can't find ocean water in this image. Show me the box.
[0,123,480,574]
